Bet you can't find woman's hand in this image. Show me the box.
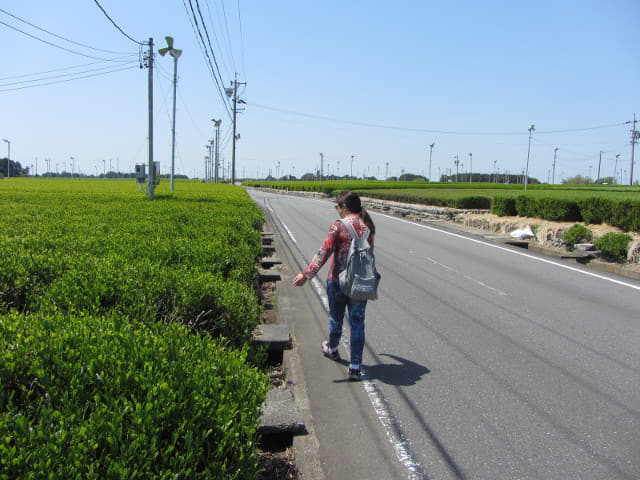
[292,273,307,287]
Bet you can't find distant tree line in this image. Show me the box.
[256,171,540,184]
[0,158,28,177]
[562,175,619,185]
[0,159,190,180]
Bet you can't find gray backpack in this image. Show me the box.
[338,219,381,300]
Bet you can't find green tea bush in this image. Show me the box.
[594,232,632,263]
[610,199,640,232]
[491,196,517,216]
[536,197,580,221]
[562,224,592,249]
[0,311,269,480]
[514,195,537,218]
[452,196,491,209]
[0,181,264,347]
[578,197,613,225]
[0,180,270,478]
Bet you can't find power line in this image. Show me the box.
[203,0,233,77]
[236,0,246,79]
[248,102,631,137]
[0,60,138,87]
[182,0,232,120]
[0,64,138,92]
[0,7,133,55]
[193,0,230,102]
[218,0,237,74]
[0,57,136,81]
[92,0,145,46]
[1,19,132,61]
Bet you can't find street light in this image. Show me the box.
[2,139,10,178]
[524,124,535,190]
[159,36,182,191]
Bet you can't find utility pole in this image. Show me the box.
[524,124,535,190]
[630,114,638,186]
[468,152,472,183]
[596,151,603,183]
[146,37,155,199]
[350,155,354,179]
[454,155,459,183]
[385,162,389,180]
[320,153,324,182]
[614,154,620,182]
[226,74,246,185]
[211,119,221,183]
[552,148,558,184]
[428,143,435,183]
[205,143,212,182]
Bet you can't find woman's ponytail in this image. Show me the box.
[360,207,375,235]
[336,190,376,235]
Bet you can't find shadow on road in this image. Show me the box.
[363,353,431,386]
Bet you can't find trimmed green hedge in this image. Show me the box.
[0,181,264,347]
[0,179,270,479]
[491,195,638,232]
[0,311,268,480]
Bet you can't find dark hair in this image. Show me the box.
[336,190,376,235]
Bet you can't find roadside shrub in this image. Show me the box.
[491,196,516,216]
[594,232,632,263]
[453,196,491,209]
[578,197,613,225]
[536,198,580,221]
[562,224,592,249]
[610,199,640,232]
[515,195,537,218]
[0,311,269,480]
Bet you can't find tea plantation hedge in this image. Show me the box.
[0,312,267,480]
[492,195,640,231]
[245,180,639,232]
[0,179,269,479]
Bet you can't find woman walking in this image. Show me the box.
[292,190,377,381]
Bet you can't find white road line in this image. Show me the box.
[377,212,640,292]
[422,255,507,296]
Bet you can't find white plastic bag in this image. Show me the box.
[510,226,535,239]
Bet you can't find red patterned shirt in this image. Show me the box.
[302,213,374,281]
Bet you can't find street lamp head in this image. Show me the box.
[430,143,435,148]
[529,124,535,132]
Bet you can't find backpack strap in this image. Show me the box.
[340,218,369,243]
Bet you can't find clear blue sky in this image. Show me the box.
[1,0,639,183]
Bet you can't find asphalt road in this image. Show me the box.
[248,188,640,480]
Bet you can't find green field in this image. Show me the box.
[1,178,270,479]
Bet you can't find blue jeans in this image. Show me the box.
[327,280,367,367]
